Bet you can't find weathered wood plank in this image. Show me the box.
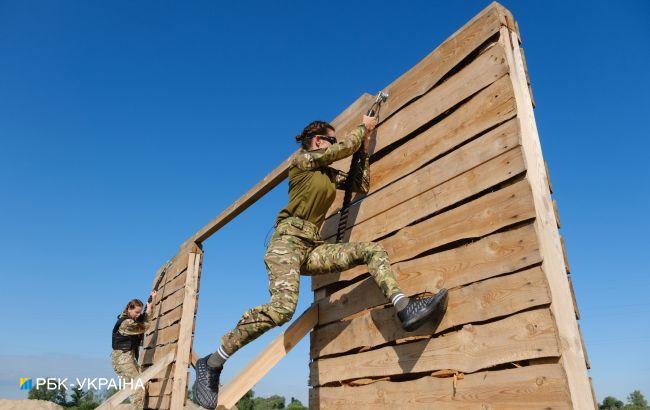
[313,178,536,290]
[318,224,543,326]
[181,92,374,247]
[310,308,559,386]
[150,251,190,297]
[501,26,593,407]
[346,71,516,205]
[321,119,523,241]
[143,322,180,349]
[170,252,202,410]
[326,42,510,218]
[142,342,177,366]
[374,3,514,123]
[145,304,183,336]
[310,363,571,409]
[144,393,172,410]
[313,265,549,358]
[568,274,580,319]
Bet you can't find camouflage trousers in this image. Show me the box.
[111,349,144,410]
[220,216,403,356]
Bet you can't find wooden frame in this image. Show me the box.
[126,2,593,409]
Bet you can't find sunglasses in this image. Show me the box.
[317,135,337,145]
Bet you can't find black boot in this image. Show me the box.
[398,289,448,332]
[194,354,222,409]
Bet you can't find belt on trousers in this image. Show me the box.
[274,216,322,243]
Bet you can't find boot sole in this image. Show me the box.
[402,289,449,332]
[194,356,220,409]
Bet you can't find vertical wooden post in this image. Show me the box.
[500,26,594,408]
[169,250,202,409]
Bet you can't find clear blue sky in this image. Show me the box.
[1,0,648,404]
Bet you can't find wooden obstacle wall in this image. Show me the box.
[99,3,595,409]
[309,3,595,409]
[140,247,203,409]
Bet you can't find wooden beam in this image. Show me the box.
[181,93,374,248]
[368,1,516,126]
[310,308,558,386]
[325,43,510,218]
[170,252,203,409]
[216,304,319,409]
[310,364,571,409]
[321,118,522,241]
[313,266,550,358]
[97,351,175,410]
[337,72,517,207]
[313,178,536,290]
[500,26,593,408]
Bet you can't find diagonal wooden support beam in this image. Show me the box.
[97,351,175,410]
[216,304,319,409]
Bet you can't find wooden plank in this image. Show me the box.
[561,235,571,273]
[181,92,374,247]
[313,265,550,358]
[545,160,554,193]
[170,252,202,410]
[310,308,559,386]
[310,364,571,409]
[568,274,580,319]
[350,72,517,202]
[143,322,180,349]
[147,378,174,396]
[142,342,177,366]
[145,304,183,336]
[97,351,175,410]
[369,2,515,127]
[500,26,593,408]
[216,304,318,409]
[151,251,190,297]
[322,119,523,241]
[144,393,172,410]
[313,178,536,290]
[318,230,544,326]
[326,43,510,218]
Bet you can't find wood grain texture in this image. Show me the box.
[330,72,516,213]
[310,308,559,386]
[313,178,536,291]
[170,252,202,409]
[145,304,183,336]
[500,27,593,407]
[142,342,177,367]
[313,265,549,358]
[326,43,510,218]
[310,363,571,409]
[322,121,523,242]
[318,232,544,326]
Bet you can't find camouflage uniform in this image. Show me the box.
[111,314,149,409]
[220,125,404,356]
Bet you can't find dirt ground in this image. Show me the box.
[0,399,63,410]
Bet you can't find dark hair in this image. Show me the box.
[295,120,335,150]
[122,299,143,316]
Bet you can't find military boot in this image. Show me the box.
[398,288,448,332]
[194,354,222,409]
